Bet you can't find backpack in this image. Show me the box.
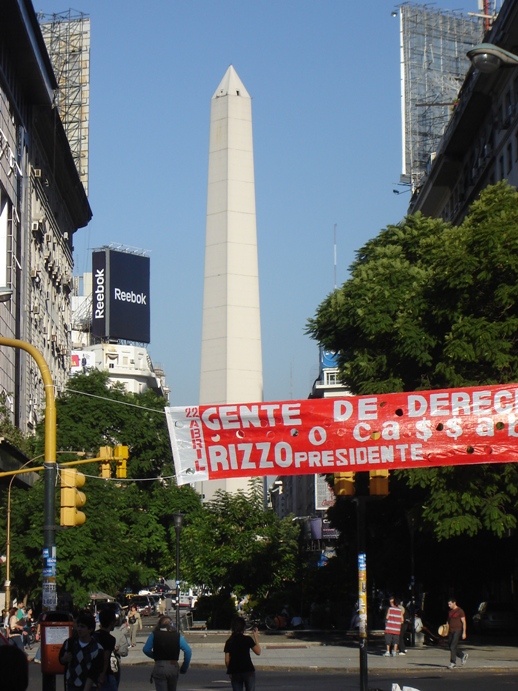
[110,651,120,673]
[115,627,129,657]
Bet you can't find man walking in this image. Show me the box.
[447,597,468,669]
[383,596,404,657]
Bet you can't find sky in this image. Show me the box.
[36,0,478,407]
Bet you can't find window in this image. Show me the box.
[499,155,505,179]
[325,370,339,386]
[508,143,513,174]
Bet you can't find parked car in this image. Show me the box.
[472,601,518,634]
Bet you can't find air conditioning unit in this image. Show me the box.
[32,167,42,178]
[45,232,52,243]
[51,334,57,342]
[30,268,40,278]
[32,221,41,233]
[63,231,69,240]
[31,305,40,314]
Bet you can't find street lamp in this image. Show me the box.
[173,512,184,631]
[467,43,518,73]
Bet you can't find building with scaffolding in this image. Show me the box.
[38,10,91,195]
[409,0,518,222]
[398,2,485,190]
[0,0,91,437]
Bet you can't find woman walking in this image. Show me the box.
[127,604,142,647]
[224,616,261,691]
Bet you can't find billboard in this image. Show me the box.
[91,249,150,343]
[165,383,518,486]
[70,350,96,374]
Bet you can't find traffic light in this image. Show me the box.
[99,445,113,478]
[60,468,86,526]
[369,469,390,497]
[333,471,355,496]
[114,445,129,479]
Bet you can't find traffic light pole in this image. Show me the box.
[355,497,368,691]
[0,338,57,691]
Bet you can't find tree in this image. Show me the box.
[0,372,301,609]
[306,182,518,539]
[0,370,202,606]
[182,479,300,600]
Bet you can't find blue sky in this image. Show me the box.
[37,0,474,406]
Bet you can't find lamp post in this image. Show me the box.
[173,512,184,631]
[467,43,518,73]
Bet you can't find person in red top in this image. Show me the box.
[383,597,404,657]
[447,598,468,669]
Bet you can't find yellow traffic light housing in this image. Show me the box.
[333,471,355,496]
[60,468,86,526]
[99,445,113,478]
[369,469,390,497]
[114,445,129,478]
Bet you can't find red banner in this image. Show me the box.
[165,384,518,485]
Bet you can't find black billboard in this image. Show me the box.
[91,249,150,343]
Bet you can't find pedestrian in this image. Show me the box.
[383,596,404,657]
[59,612,104,691]
[127,604,142,647]
[8,607,25,652]
[143,615,192,691]
[447,597,468,669]
[94,608,119,691]
[398,600,409,655]
[158,597,167,616]
[224,615,261,691]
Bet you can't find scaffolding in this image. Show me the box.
[399,3,487,189]
[38,11,91,195]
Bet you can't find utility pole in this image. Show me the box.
[0,338,57,691]
[0,338,57,609]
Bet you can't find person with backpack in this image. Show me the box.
[59,612,104,691]
[94,608,119,691]
[143,615,192,691]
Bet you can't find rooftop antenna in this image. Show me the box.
[334,223,337,290]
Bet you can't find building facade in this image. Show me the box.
[0,0,91,435]
[409,0,518,222]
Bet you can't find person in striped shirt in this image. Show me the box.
[383,597,404,657]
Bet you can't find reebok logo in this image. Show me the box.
[94,268,105,319]
[114,288,147,305]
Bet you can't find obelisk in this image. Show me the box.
[199,65,263,496]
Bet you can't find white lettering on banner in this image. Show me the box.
[201,403,302,431]
[407,390,518,417]
[333,398,379,422]
[207,441,425,473]
[94,268,105,319]
[114,288,147,304]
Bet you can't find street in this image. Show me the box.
[27,665,518,691]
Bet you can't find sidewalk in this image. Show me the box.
[112,628,518,673]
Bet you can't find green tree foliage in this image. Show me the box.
[306,182,518,538]
[0,372,300,607]
[182,478,300,599]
